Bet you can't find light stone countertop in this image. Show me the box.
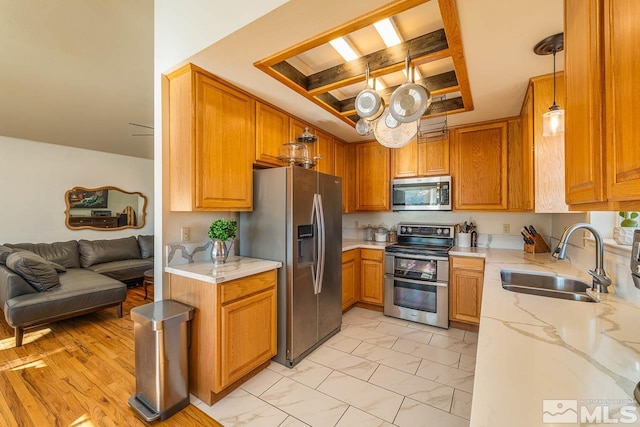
[165,256,282,284]
[470,248,640,426]
[342,239,388,251]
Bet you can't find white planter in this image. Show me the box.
[613,226,638,245]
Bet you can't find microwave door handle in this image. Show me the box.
[435,182,440,205]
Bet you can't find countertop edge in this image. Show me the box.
[165,257,282,284]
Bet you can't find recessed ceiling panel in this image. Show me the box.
[255,0,474,127]
[394,0,443,40]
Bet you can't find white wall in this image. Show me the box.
[0,135,153,243]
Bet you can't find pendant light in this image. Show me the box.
[534,33,564,136]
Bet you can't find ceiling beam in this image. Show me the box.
[254,0,431,68]
[315,92,342,112]
[338,70,459,114]
[304,29,449,95]
[271,61,308,89]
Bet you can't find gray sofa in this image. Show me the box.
[0,235,154,346]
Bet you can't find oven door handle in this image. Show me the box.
[385,275,448,288]
[386,253,449,262]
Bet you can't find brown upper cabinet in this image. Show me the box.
[519,73,571,213]
[564,0,640,209]
[167,64,255,212]
[355,141,390,211]
[315,129,335,176]
[334,139,353,213]
[451,121,508,210]
[255,102,289,168]
[391,136,450,179]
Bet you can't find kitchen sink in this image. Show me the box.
[500,269,598,303]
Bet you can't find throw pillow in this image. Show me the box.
[5,251,60,291]
[0,245,14,265]
[4,240,80,268]
[137,235,154,259]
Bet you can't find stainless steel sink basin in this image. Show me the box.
[500,269,598,302]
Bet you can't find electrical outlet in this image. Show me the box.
[355,220,359,228]
[181,227,190,242]
[502,224,510,234]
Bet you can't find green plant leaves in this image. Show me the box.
[208,219,238,241]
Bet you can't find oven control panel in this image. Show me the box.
[398,223,455,238]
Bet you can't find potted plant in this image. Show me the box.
[208,218,238,263]
[613,211,639,245]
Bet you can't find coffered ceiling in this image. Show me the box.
[255,0,471,126]
[2,0,564,159]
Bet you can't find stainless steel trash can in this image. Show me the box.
[128,300,194,422]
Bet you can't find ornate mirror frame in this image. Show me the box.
[65,186,147,231]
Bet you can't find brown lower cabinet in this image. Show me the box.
[341,248,384,311]
[341,249,359,311]
[360,249,384,306]
[449,256,485,326]
[168,270,277,405]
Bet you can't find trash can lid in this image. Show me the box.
[130,300,194,330]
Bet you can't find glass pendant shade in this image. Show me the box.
[542,108,565,136]
[534,33,565,137]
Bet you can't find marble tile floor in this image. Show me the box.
[192,307,476,427]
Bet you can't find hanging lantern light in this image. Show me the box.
[534,33,565,137]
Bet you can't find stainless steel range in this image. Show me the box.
[384,223,454,329]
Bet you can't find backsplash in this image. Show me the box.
[343,211,553,250]
[166,240,212,266]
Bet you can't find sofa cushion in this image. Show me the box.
[3,268,126,327]
[78,236,141,268]
[0,245,14,265]
[5,251,60,292]
[49,262,67,273]
[85,258,153,283]
[4,241,80,269]
[137,235,154,259]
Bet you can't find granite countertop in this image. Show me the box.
[470,248,640,426]
[165,256,282,284]
[342,239,388,251]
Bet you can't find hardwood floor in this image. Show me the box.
[0,285,222,426]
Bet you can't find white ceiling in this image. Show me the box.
[1,0,563,159]
[0,0,153,159]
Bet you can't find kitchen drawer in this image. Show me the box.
[220,270,276,304]
[360,248,384,261]
[450,256,485,271]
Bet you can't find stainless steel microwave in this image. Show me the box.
[391,176,452,211]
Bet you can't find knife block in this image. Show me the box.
[524,234,551,253]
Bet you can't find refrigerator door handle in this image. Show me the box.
[310,194,321,295]
[316,193,326,294]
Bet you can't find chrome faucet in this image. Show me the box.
[552,223,611,293]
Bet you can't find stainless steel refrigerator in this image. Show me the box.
[240,166,342,367]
